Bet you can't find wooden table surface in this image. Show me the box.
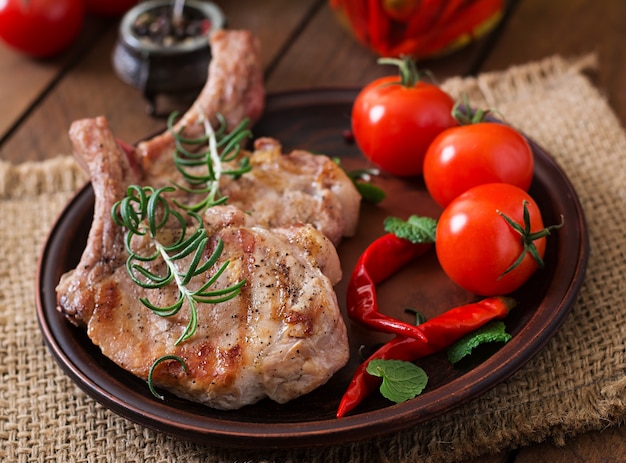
[2,0,625,461]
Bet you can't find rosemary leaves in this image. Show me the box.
[169,112,252,212]
[111,112,251,399]
[111,185,245,345]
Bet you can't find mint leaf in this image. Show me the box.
[366,359,428,403]
[384,215,437,243]
[447,321,512,365]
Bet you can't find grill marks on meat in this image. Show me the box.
[75,208,347,409]
[56,30,355,409]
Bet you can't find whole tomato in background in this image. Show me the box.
[0,0,84,58]
[423,119,534,208]
[85,0,138,17]
[351,57,457,177]
[435,183,560,296]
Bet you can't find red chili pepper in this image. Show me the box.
[367,0,393,55]
[332,0,370,44]
[430,0,466,29]
[346,232,432,341]
[337,296,515,418]
[391,0,504,57]
[403,0,445,38]
[382,0,422,23]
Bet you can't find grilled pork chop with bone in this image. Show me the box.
[56,30,358,409]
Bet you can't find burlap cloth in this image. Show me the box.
[1,55,625,462]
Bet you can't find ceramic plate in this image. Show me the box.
[36,89,588,449]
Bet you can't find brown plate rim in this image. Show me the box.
[36,88,589,449]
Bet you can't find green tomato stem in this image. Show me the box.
[377,56,428,87]
[497,200,564,277]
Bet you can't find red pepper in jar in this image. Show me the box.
[367,0,392,52]
[346,232,432,340]
[337,296,515,417]
[382,0,421,22]
[390,0,504,57]
[403,0,444,38]
[329,0,505,59]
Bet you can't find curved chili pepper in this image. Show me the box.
[431,0,466,29]
[347,232,432,341]
[337,296,515,418]
[391,0,504,57]
[367,0,392,54]
[382,0,422,23]
[404,0,445,38]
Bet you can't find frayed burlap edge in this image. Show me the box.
[0,156,87,199]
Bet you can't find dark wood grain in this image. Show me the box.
[0,16,110,152]
[515,427,626,462]
[265,0,499,91]
[0,0,321,162]
[1,0,625,460]
[484,0,626,124]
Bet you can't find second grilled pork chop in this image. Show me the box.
[56,30,357,409]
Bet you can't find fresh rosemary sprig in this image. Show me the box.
[112,184,246,345]
[111,112,253,401]
[110,112,254,400]
[147,355,188,400]
[168,111,252,212]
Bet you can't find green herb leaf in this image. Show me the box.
[148,355,188,400]
[169,111,252,212]
[404,308,427,326]
[366,359,428,403]
[355,181,386,203]
[112,184,246,346]
[332,158,386,204]
[384,215,437,244]
[447,321,512,365]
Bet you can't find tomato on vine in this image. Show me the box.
[351,57,457,177]
[423,99,534,208]
[435,183,563,296]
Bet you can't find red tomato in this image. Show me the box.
[351,69,457,177]
[423,122,534,208]
[85,0,138,17]
[435,183,548,296]
[0,0,84,58]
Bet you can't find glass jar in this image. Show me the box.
[329,0,505,59]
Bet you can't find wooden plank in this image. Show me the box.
[0,48,62,139]
[265,1,506,92]
[218,0,321,73]
[0,0,319,162]
[514,427,626,462]
[0,23,158,163]
[482,0,626,124]
[0,17,109,148]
